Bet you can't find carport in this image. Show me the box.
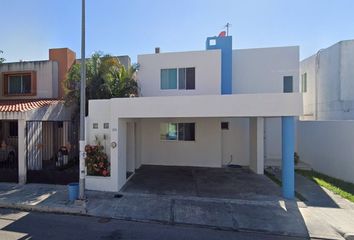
[121,165,282,201]
[86,93,302,199]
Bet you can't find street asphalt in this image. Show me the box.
[0,208,307,240]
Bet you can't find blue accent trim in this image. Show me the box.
[282,116,295,199]
[206,36,232,94]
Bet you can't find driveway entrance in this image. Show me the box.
[121,165,282,201]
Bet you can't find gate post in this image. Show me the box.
[18,119,26,184]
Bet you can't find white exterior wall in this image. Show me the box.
[221,118,250,166]
[233,46,299,162]
[249,117,264,174]
[298,120,354,183]
[139,118,221,168]
[0,61,59,99]
[85,100,118,192]
[233,46,300,94]
[300,55,317,120]
[137,50,221,97]
[300,40,354,120]
[264,117,282,160]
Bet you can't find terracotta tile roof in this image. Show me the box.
[0,99,62,112]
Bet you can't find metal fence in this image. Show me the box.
[26,121,79,184]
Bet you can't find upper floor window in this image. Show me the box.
[301,73,307,93]
[2,71,36,96]
[283,76,293,93]
[161,67,195,90]
[161,69,177,89]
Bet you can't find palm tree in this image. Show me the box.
[63,52,138,114]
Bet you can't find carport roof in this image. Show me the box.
[0,99,62,112]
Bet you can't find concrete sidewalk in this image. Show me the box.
[0,183,85,214]
[2,178,354,239]
[267,168,354,240]
[0,182,309,238]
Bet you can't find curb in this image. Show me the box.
[0,202,87,216]
[85,211,309,239]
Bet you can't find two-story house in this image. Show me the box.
[85,34,302,199]
[0,48,77,184]
[300,40,354,120]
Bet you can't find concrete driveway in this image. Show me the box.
[121,165,282,201]
[86,166,310,238]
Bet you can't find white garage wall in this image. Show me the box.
[264,117,282,160]
[139,118,222,168]
[221,118,250,166]
[298,120,354,183]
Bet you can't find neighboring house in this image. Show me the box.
[0,48,77,184]
[86,34,302,199]
[300,40,354,120]
[0,50,132,185]
[298,40,354,183]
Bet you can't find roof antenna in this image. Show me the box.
[224,23,232,36]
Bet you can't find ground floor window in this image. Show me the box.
[160,122,195,141]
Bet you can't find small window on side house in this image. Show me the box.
[103,123,109,129]
[93,123,98,129]
[301,73,307,93]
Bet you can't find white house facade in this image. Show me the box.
[86,35,302,199]
[297,40,354,184]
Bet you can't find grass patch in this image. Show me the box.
[296,170,354,203]
[265,170,307,201]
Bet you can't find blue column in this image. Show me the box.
[282,116,295,199]
[206,36,232,94]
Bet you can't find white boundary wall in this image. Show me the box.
[298,120,354,183]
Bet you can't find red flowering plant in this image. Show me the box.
[85,144,110,177]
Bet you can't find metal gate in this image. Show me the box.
[26,121,79,184]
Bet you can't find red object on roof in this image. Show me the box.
[0,99,62,112]
[218,31,226,37]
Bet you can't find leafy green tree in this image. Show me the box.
[64,52,138,114]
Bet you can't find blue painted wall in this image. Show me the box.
[206,36,232,94]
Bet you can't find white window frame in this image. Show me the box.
[160,122,196,141]
[160,67,196,90]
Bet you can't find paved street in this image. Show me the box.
[0,208,306,240]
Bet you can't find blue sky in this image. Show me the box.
[1,0,354,63]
